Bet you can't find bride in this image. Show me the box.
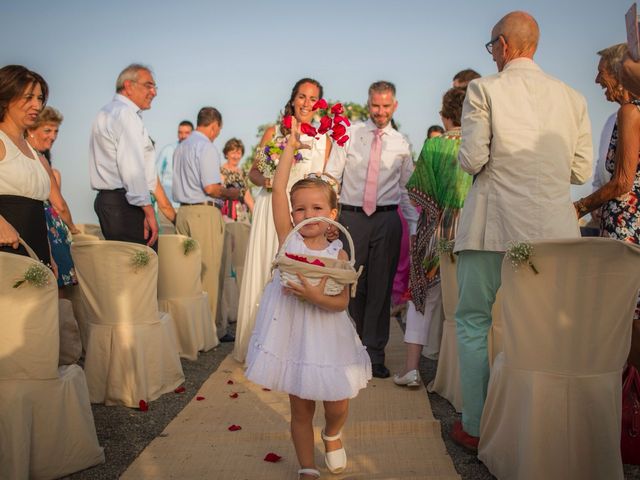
[233,78,331,363]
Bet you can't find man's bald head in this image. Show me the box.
[493,11,539,56]
[489,11,539,71]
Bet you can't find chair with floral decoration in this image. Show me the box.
[0,241,104,479]
[479,238,640,480]
[71,240,184,407]
[158,234,218,360]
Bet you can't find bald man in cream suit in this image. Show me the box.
[450,11,593,448]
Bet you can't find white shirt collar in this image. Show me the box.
[503,57,540,72]
[114,93,142,115]
[365,118,395,135]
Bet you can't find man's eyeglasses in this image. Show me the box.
[485,34,505,54]
[132,81,158,91]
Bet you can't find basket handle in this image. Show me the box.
[275,217,356,266]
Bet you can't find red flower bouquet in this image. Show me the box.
[298,99,351,147]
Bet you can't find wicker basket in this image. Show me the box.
[273,217,362,297]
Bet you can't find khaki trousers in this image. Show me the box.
[216,222,251,329]
[176,205,225,337]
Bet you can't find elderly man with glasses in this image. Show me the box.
[89,63,163,250]
[450,11,593,450]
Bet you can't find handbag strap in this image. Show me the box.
[275,217,355,266]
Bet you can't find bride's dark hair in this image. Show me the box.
[279,77,323,135]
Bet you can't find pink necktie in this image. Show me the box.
[362,129,383,216]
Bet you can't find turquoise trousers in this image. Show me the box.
[454,250,504,437]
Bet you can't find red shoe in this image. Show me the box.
[449,420,479,452]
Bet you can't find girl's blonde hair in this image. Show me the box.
[290,177,338,210]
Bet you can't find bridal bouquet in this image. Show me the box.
[255,136,303,180]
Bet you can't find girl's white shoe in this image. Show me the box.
[321,429,347,474]
[393,369,421,388]
[298,467,321,479]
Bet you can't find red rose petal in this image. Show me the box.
[331,123,347,140]
[229,392,239,399]
[312,99,328,111]
[196,396,205,401]
[139,400,149,411]
[330,103,344,115]
[334,114,351,127]
[337,135,350,147]
[300,123,318,137]
[174,386,186,394]
[318,115,332,135]
[227,380,234,385]
[263,452,282,463]
[228,424,242,431]
[282,115,292,129]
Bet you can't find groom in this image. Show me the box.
[325,81,418,378]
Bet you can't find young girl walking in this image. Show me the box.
[245,119,371,479]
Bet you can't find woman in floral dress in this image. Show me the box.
[27,107,79,292]
[575,47,640,348]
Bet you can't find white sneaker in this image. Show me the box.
[393,369,421,388]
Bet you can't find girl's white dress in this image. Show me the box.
[245,233,372,401]
[233,130,327,363]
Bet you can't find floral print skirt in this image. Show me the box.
[44,201,77,287]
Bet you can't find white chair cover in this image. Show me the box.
[158,234,218,360]
[0,250,104,479]
[427,253,463,411]
[428,253,503,412]
[488,288,503,367]
[72,233,101,242]
[75,223,104,239]
[218,222,250,326]
[479,238,640,480]
[65,283,89,351]
[71,240,185,407]
[58,298,82,366]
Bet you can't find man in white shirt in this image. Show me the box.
[326,81,418,378]
[89,63,159,250]
[451,11,592,449]
[173,107,239,342]
[156,120,194,206]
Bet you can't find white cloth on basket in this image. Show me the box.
[245,232,371,401]
[233,129,327,363]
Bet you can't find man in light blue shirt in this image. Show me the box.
[173,107,239,341]
[156,120,193,206]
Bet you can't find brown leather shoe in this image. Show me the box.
[450,420,479,453]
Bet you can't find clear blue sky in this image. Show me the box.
[1,0,627,222]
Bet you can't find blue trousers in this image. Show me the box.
[454,250,503,437]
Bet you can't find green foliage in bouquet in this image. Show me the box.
[131,250,150,271]
[13,263,51,289]
[183,238,197,256]
[506,241,539,274]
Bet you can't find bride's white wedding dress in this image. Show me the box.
[232,128,327,363]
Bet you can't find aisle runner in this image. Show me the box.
[123,321,460,479]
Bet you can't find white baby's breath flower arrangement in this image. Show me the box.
[131,250,150,271]
[13,264,51,288]
[506,241,539,274]
[436,239,456,263]
[183,238,197,255]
